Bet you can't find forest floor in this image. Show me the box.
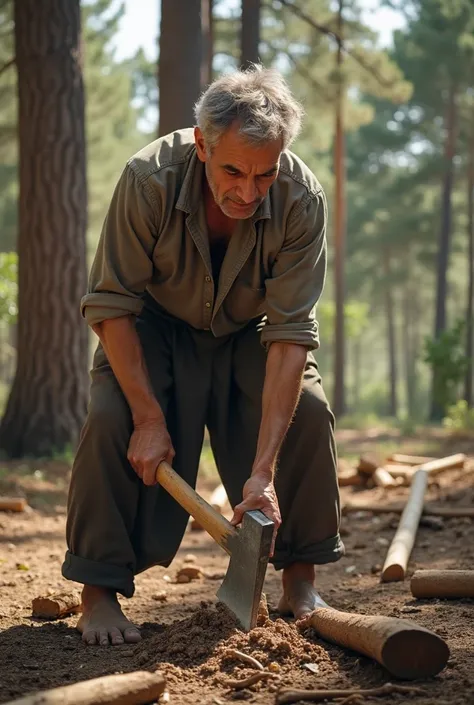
[0,426,473,705]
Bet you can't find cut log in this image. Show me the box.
[342,502,474,519]
[0,497,28,512]
[388,454,436,466]
[381,469,428,582]
[306,607,449,679]
[411,570,474,599]
[384,453,466,481]
[357,454,384,475]
[373,467,402,488]
[337,469,365,487]
[32,591,82,619]
[381,455,469,583]
[3,672,166,705]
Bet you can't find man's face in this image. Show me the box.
[195,124,282,220]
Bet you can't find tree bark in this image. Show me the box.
[430,82,457,420]
[383,248,398,417]
[402,276,418,418]
[158,0,202,136]
[201,0,214,89]
[464,119,474,406]
[332,0,346,417]
[0,0,88,458]
[241,0,261,68]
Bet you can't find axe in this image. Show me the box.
[155,461,274,631]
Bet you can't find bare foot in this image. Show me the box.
[278,563,329,619]
[77,586,141,646]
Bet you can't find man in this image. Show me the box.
[62,65,344,647]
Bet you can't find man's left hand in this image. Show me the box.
[230,473,282,556]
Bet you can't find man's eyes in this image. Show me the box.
[224,168,276,178]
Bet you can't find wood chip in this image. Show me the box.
[152,591,168,602]
[176,566,202,581]
[32,591,82,619]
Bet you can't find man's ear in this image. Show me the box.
[194,127,207,162]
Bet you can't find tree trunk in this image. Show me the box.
[201,0,214,89]
[0,0,88,458]
[430,82,457,420]
[158,0,202,137]
[465,120,474,406]
[383,248,398,417]
[332,0,346,417]
[403,277,418,418]
[352,337,361,410]
[241,0,261,68]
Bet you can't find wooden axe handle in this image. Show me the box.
[156,462,236,554]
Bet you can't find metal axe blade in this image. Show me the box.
[216,510,274,631]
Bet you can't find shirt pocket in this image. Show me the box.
[226,281,266,325]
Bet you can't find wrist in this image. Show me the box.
[132,403,166,427]
[251,463,275,482]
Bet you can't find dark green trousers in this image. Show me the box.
[62,298,344,597]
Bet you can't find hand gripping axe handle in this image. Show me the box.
[155,461,274,631]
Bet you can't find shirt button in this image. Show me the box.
[205,276,211,282]
[205,302,211,308]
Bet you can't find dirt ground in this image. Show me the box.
[0,428,473,705]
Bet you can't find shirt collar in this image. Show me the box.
[175,147,272,222]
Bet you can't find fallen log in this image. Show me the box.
[32,591,82,619]
[342,501,474,519]
[0,497,28,512]
[305,607,449,680]
[276,683,428,705]
[373,467,402,488]
[388,454,436,466]
[381,455,469,582]
[337,469,365,487]
[411,570,474,599]
[357,454,384,475]
[3,671,166,705]
[381,469,428,582]
[385,454,466,480]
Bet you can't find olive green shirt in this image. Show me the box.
[81,128,328,350]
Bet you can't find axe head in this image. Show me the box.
[216,510,274,631]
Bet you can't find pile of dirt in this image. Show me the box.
[133,602,337,700]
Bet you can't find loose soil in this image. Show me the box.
[0,429,473,705]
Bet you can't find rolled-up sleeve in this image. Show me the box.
[81,163,158,327]
[261,189,327,350]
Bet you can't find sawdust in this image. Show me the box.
[133,602,335,700]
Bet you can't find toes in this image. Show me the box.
[99,628,110,646]
[123,627,141,644]
[109,628,124,646]
[82,630,98,646]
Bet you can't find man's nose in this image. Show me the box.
[237,179,258,204]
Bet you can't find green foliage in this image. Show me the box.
[0,251,17,325]
[443,399,474,434]
[424,319,469,410]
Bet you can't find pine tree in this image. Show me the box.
[0,0,88,457]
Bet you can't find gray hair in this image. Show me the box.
[194,64,304,151]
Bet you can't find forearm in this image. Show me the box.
[252,342,307,480]
[93,316,164,425]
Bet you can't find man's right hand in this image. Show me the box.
[127,419,175,486]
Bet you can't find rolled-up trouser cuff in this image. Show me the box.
[271,534,345,571]
[62,551,135,598]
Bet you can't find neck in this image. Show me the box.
[203,174,236,236]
